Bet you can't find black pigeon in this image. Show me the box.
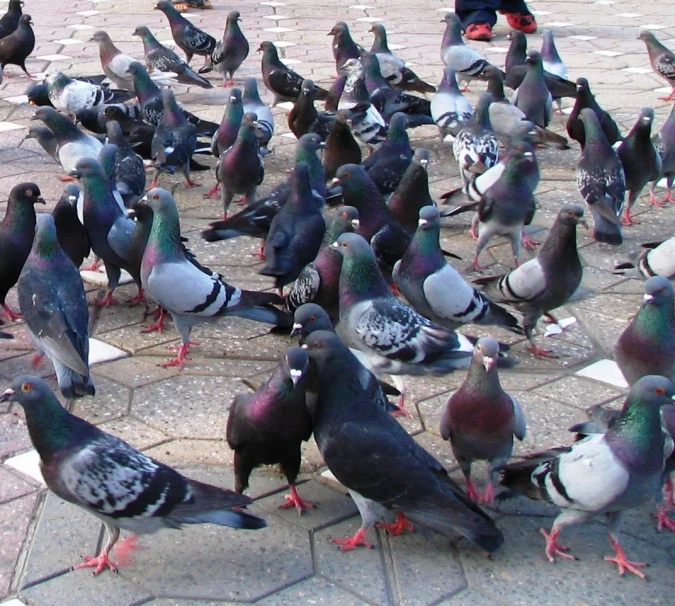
[328,21,363,74]
[0,13,33,77]
[0,183,45,320]
[323,110,362,180]
[103,105,156,159]
[505,31,527,74]
[0,0,23,39]
[576,108,625,245]
[226,347,314,513]
[302,329,504,553]
[288,79,334,140]
[105,120,146,206]
[155,0,216,66]
[52,183,90,268]
[202,10,249,86]
[0,375,267,575]
[387,149,435,234]
[566,78,621,148]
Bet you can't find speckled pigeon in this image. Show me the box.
[441,337,525,505]
[431,66,472,143]
[328,21,363,74]
[566,78,621,148]
[52,183,89,269]
[105,120,146,207]
[203,11,249,86]
[650,104,675,205]
[45,69,134,116]
[0,375,266,575]
[638,31,675,101]
[154,0,215,66]
[242,77,274,152]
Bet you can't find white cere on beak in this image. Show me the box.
[418,218,428,227]
[351,219,360,229]
[643,294,654,302]
[289,368,303,384]
[482,356,495,372]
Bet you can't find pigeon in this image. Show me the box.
[203,10,249,86]
[74,101,142,136]
[288,79,334,140]
[614,276,675,385]
[31,107,104,177]
[431,66,473,143]
[132,25,212,89]
[137,188,291,367]
[261,162,326,290]
[97,144,127,214]
[25,76,111,109]
[566,78,622,149]
[242,77,274,150]
[102,105,158,160]
[105,120,146,206]
[440,337,526,505]
[360,112,412,194]
[393,206,521,333]
[302,329,504,553]
[323,110,362,180]
[286,205,359,318]
[0,183,45,320]
[0,13,34,77]
[259,41,329,106]
[452,93,499,196]
[369,23,435,94]
[540,29,567,79]
[638,31,675,101]
[25,125,58,162]
[214,112,264,216]
[226,346,314,513]
[0,0,23,40]
[328,21,363,74]
[440,12,495,89]
[150,89,198,189]
[500,375,675,579]
[44,70,133,116]
[387,149,435,234]
[324,73,346,113]
[505,30,527,74]
[474,204,587,357]
[52,183,90,268]
[650,104,675,205]
[0,375,267,575]
[576,108,625,245]
[617,108,661,225]
[154,0,216,67]
[211,88,244,157]
[18,214,95,399]
[512,50,552,128]
[614,237,675,280]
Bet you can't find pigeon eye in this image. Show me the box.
[309,315,316,322]
[344,172,351,178]
[25,189,32,196]
[21,383,32,392]
[656,387,665,395]
[152,194,159,200]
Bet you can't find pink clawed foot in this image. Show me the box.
[654,505,675,533]
[377,511,414,536]
[479,482,496,506]
[661,192,675,204]
[540,528,577,563]
[252,241,265,260]
[184,178,201,188]
[620,210,638,226]
[93,291,119,308]
[128,288,147,306]
[605,536,647,579]
[204,184,220,198]
[30,352,45,368]
[658,90,675,101]
[330,527,374,551]
[521,233,539,250]
[391,385,413,418]
[469,257,484,272]
[73,552,118,575]
[142,308,167,333]
[161,341,195,369]
[81,259,102,272]
[2,304,22,321]
[278,484,316,514]
[648,192,666,207]
[529,341,558,358]
[464,477,482,503]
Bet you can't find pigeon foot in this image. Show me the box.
[73,552,118,575]
[655,506,675,533]
[529,341,558,358]
[129,288,147,306]
[479,482,496,506]
[93,291,119,308]
[465,477,482,502]
[161,342,192,369]
[661,191,675,204]
[658,89,675,101]
[620,210,638,226]
[142,308,167,333]
[648,192,666,207]
[521,233,539,250]
[2,304,22,321]
[540,527,576,563]
[278,484,315,515]
[330,527,374,551]
[203,183,220,198]
[605,537,647,579]
[184,178,201,188]
[81,259,102,272]
[377,512,414,536]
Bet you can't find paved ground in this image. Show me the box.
[1,0,675,604]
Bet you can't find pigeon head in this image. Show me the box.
[25,124,53,143]
[9,182,44,208]
[90,30,111,45]
[25,82,50,107]
[132,26,153,42]
[417,206,441,231]
[257,41,278,59]
[297,133,324,155]
[18,13,32,27]
[332,232,373,261]
[473,337,500,372]
[31,107,76,136]
[334,205,360,233]
[291,303,334,341]
[387,112,410,143]
[32,213,60,256]
[641,276,674,309]
[575,77,589,92]
[328,22,349,37]
[332,163,366,190]
[556,204,588,229]
[127,196,154,225]
[525,49,543,67]
[8,0,23,11]
[301,329,345,366]
[441,13,463,46]
[229,88,243,105]
[226,10,242,25]
[637,31,656,43]
[282,346,310,386]
[61,183,80,208]
[154,1,175,14]
[340,58,363,76]
[370,24,388,50]
[70,158,104,181]
[144,188,179,218]
[638,107,654,127]
[126,61,147,78]
[1,376,54,408]
[507,31,527,53]
[243,77,261,102]
[413,148,430,170]
[300,79,316,96]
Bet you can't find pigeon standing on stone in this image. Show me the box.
[576,109,625,245]
[203,10,249,86]
[0,183,44,320]
[638,31,675,101]
[512,50,552,128]
[0,13,34,77]
[52,183,90,269]
[328,21,363,74]
[226,347,314,513]
[500,375,675,579]
[386,149,435,234]
[105,120,146,207]
[617,108,661,225]
[302,329,504,553]
[18,214,95,399]
[650,104,675,205]
[566,78,621,148]
[242,77,274,152]
[0,375,267,575]
[615,276,675,385]
[474,204,587,357]
[431,66,473,143]
[323,110,362,180]
[614,237,675,280]
[154,0,216,67]
[288,79,334,140]
[440,337,526,505]
[0,0,23,40]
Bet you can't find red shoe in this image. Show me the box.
[504,12,537,34]
[465,22,493,42]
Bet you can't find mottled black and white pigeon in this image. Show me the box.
[155,0,216,66]
[638,31,675,101]
[576,108,625,245]
[566,78,622,148]
[512,50,552,128]
[441,337,525,505]
[393,206,521,333]
[242,77,274,152]
[18,214,95,399]
[474,204,587,357]
[431,66,472,143]
[323,110,362,180]
[0,183,45,320]
[45,69,134,116]
[614,237,675,280]
[288,79,334,140]
[615,276,675,385]
[302,329,504,553]
[500,375,675,579]
[0,0,23,40]
[650,104,675,205]
[52,183,89,269]
[227,346,314,513]
[0,375,267,575]
[617,108,661,226]
[203,10,249,86]
[105,120,146,207]
[387,149,435,234]
[0,13,34,77]
[328,21,363,74]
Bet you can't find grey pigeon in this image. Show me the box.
[0,183,45,320]
[393,206,521,333]
[500,375,675,579]
[212,88,243,157]
[566,78,621,148]
[638,31,675,101]
[0,375,266,575]
[431,66,473,143]
[576,108,625,245]
[52,183,90,268]
[31,107,103,177]
[261,162,326,290]
[203,11,249,86]
[105,120,146,206]
[505,30,527,74]
[387,149,435,234]
[512,50,553,128]
[25,125,58,162]
[302,329,504,553]
[0,13,34,77]
[98,144,128,214]
[615,276,675,385]
[617,108,661,225]
[0,0,23,40]
[226,347,314,513]
[242,77,274,151]
[150,89,198,189]
[323,110,362,180]
[614,237,675,280]
[328,21,363,74]
[18,214,95,399]
[474,204,587,357]
[155,0,215,67]
[137,188,291,367]
[649,104,675,205]
[540,29,567,79]
[440,337,526,505]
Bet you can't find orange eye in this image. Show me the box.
[152,194,159,200]
[656,387,665,395]
[21,383,32,392]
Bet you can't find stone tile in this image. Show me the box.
[91,356,181,388]
[3,450,43,486]
[0,410,31,460]
[0,467,38,503]
[0,493,38,598]
[69,376,131,425]
[528,375,625,409]
[95,417,169,450]
[575,359,629,389]
[143,439,234,466]
[257,577,367,606]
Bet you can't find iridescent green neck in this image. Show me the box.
[149,208,183,259]
[339,253,389,304]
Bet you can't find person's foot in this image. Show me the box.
[503,12,538,34]
[465,22,493,42]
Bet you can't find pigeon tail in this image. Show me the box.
[59,369,96,400]
[592,212,622,246]
[176,507,267,530]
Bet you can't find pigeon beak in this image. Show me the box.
[578,218,589,229]
[482,356,495,372]
[351,218,360,229]
[524,151,533,158]
[36,196,46,205]
[301,344,309,350]
[420,159,429,169]
[290,323,302,337]
[0,388,15,402]
[126,208,136,218]
[643,294,654,303]
[331,241,340,249]
[418,218,428,227]
[30,114,40,120]
[69,169,82,179]
[289,368,303,386]
[329,177,340,187]
[318,141,326,149]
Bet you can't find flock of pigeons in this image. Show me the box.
[2,0,675,583]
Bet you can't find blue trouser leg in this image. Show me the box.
[455,0,531,29]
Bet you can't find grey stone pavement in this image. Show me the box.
[1,0,675,604]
